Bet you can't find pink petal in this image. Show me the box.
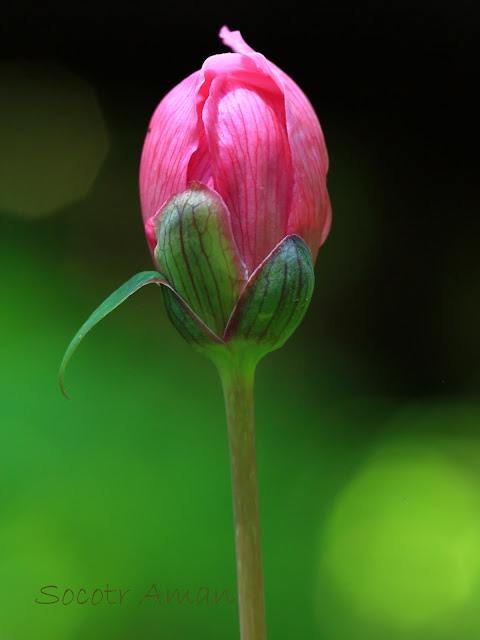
[279,69,331,259]
[144,216,157,255]
[186,123,213,188]
[203,71,293,273]
[139,71,202,225]
[219,26,255,55]
[219,26,331,262]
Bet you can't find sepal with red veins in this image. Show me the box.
[224,235,314,362]
[151,182,247,339]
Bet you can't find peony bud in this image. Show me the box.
[139,27,331,361]
[141,26,331,274]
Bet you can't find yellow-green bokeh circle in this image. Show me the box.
[319,441,480,630]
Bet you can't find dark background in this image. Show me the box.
[2,0,478,394]
[1,1,479,639]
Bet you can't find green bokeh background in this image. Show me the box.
[1,2,478,639]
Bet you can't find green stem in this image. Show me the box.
[219,355,266,640]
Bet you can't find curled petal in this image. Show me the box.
[219,26,255,55]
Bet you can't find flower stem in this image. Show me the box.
[219,356,266,640]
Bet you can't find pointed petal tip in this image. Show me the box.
[218,25,255,54]
[218,25,230,42]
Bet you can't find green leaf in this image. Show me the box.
[153,182,247,337]
[224,235,315,356]
[59,271,169,399]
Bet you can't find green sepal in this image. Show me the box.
[224,235,315,358]
[59,270,221,399]
[161,286,225,351]
[153,182,247,337]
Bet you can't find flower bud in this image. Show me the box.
[141,26,331,274]
[139,27,331,361]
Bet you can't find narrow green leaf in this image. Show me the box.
[59,271,169,398]
[153,182,247,337]
[224,235,315,355]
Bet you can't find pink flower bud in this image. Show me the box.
[140,26,331,275]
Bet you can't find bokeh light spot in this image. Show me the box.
[319,440,480,630]
[0,60,108,217]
